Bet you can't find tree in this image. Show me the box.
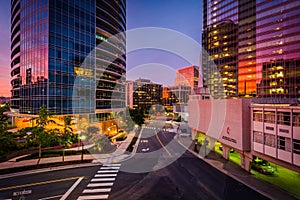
[128,108,145,127]
[35,105,56,128]
[25,126,54,158]
[0,104,10,132]
[34,105,57,158]
[0,132,18,156]
[59,116,75,162]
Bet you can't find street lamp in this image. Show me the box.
[77,130,81,150]
[80,135,86,161]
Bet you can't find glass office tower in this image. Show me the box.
[11,0,126,116]
[202,0,239,98]
[203,0,300,98]
[256,1,300,98]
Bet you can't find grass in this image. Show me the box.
[213,141,300,199]
[214,142,241,165]
[251,164,300,199]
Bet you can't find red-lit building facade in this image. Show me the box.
[256,1,300,98]
[175,65,199,90]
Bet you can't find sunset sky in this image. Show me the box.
[0,0,202,97]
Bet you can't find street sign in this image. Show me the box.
[13,189,32,196]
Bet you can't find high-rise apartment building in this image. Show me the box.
[256,1,300,98]
[175,65,199,90]
[10,0,126,119]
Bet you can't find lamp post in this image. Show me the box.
[77,130,81,150]
[80,135,86,161]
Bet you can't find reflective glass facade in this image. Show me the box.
[203,0,300,98]
[238,0,256,95]
[256,1,300,98]
[202,0,239,98]
[202,21,238,98]
[11,0,126,115]
[175,65,199,90]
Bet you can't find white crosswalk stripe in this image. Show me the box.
[100,166,120,170]
[87,183,114,187]
[77,163,121,200]
[97,170,119,173]
[94,174,117,177]
[83,188,111,193]
[77,195,109,199]
[91,178,116,181]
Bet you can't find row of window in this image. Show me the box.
[253,111,300,126]
[254,131,300,154]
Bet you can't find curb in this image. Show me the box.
[0,159,97,179]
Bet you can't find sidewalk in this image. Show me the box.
[187,146,298,200]
[0,154,95,172]
[91,131,138,163]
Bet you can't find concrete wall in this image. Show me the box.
[188,98,252,151]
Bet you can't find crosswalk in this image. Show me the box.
[144,126,175,132]
[77,163,121,200]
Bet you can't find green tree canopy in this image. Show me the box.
[35,105,56,128]
[0,104,10,132]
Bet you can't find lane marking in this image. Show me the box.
[83,188,111,193]
[87,182,114,187]
[155,132,172,157]
[90,178,115,182]
[97,170,118,173]
[38,195,63,200]
[94,174,117,177]
[77,195,109,199]
[60,177,84,200]
[0,176,84,191]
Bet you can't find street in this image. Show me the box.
[0,165,100,200]
[0,120,269,200]
[109,120,269,200]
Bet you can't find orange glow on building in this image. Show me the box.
[175,65,199,89]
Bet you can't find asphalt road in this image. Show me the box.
[0,165,100,200]
[0,120,270,200]
[109,120,269,200]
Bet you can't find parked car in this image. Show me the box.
[218,146,235,153]
[251,159,274,174]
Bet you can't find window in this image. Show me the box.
[264,133,275,147]
[293,113,300,127]
[293,139,300,154]
[277,112,290,125]
[278,136,291,152]
[264,112,275,123]
[253,111,262,122]
[254,131,263,144]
